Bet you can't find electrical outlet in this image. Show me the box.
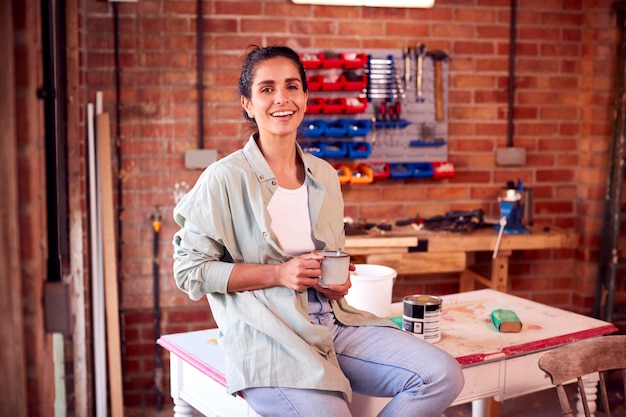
[496,147,526,166]
[44,281,73,335]
[185,149,217,169]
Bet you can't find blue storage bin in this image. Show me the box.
[388,163,413,179]
[324,141,348,158]
[300,141,324,157]
[412,162,434,178]
[300,120,326,138]
[348,142,372,159]
[325,120,350,138]
[347,119,372,137]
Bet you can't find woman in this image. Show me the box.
[172,45,464,417]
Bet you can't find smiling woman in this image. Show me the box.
[171,45,464,417]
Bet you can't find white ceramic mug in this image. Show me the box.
[316,250,350,287]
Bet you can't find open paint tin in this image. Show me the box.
[402,294,442,343]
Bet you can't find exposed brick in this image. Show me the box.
[163,1,197,14]
[359,203,406,220]
[290,20,337,35]
[314,5,358,19]
[56,2,626,412]
[167,308,213,324]
[432,23,474,40]
[138,17,191,33]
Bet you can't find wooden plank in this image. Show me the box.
[345,224,579,254]
[0,0,28,412]
[97,112,124,417]
[361,252,466,275]
[89,103,107,417]
[345,235,419,249]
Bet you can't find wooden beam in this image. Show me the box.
[0,0,28,414]
[358,252,466,275]
[97,112,124,417]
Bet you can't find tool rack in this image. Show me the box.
[298,48,453,184]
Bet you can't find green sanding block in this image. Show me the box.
[491,309,522,333]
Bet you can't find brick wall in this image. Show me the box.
[78,0,621,408]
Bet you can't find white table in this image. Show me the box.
[157,289,617,417]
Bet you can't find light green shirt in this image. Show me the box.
[173,135,392,399]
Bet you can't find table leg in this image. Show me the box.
[173,397,197,417]
[490,250,511,292]
[486,398,501,417]
[471,398,501,417]
[471,398,487,417]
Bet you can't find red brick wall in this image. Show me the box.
[78,0,621,408]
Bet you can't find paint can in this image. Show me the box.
[402,295,442,343]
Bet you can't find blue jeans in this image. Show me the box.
[241,290,464,417]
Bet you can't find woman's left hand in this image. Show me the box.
[314,263,354,300]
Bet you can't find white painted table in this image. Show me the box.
[157,289,617,417]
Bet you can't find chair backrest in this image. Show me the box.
[538,335,626,417]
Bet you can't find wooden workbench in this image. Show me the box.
[345,224,579,293]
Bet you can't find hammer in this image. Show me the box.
[427,50,449,121]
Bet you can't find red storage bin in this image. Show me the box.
[300,52,322,69]
[321,73,344,91]
[307,74,324,91]
[341,52,368,69]
[306,98,324,114]
[343,74,367,91]
[431,161,456,179]
[320,52,343,69]
[323,98,346,114]
[344,97,367,114]
[369,162,391,180]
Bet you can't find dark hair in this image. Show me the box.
[238,45,308,123]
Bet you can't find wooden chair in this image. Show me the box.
[538,335,626,417]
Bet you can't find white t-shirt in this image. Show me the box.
[267,181,317,256]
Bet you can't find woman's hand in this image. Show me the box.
[315,263,354,300]
[277,252,325,292]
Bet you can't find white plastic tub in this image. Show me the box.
[345,264,397,317]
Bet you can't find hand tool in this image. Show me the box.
[427,50,449,121]
[492,216,507,259]
[370,115,377,147]
[403,47,411,91]
[494,180,530,234]
[366,55,395,101]
[415,43,426,102]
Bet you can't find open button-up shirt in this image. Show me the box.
[173,135,392,400]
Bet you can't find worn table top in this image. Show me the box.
[158,289,616,379]
[389,289,617,365]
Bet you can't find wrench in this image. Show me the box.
[403,47,411,91]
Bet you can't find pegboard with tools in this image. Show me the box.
[298,47,453,183]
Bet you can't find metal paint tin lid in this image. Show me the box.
[403,294,442,316]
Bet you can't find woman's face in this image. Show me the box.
[241,56,308,140]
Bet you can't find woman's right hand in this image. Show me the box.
[278,252,324,292]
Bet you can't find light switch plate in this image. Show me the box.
[185,149,217,169]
